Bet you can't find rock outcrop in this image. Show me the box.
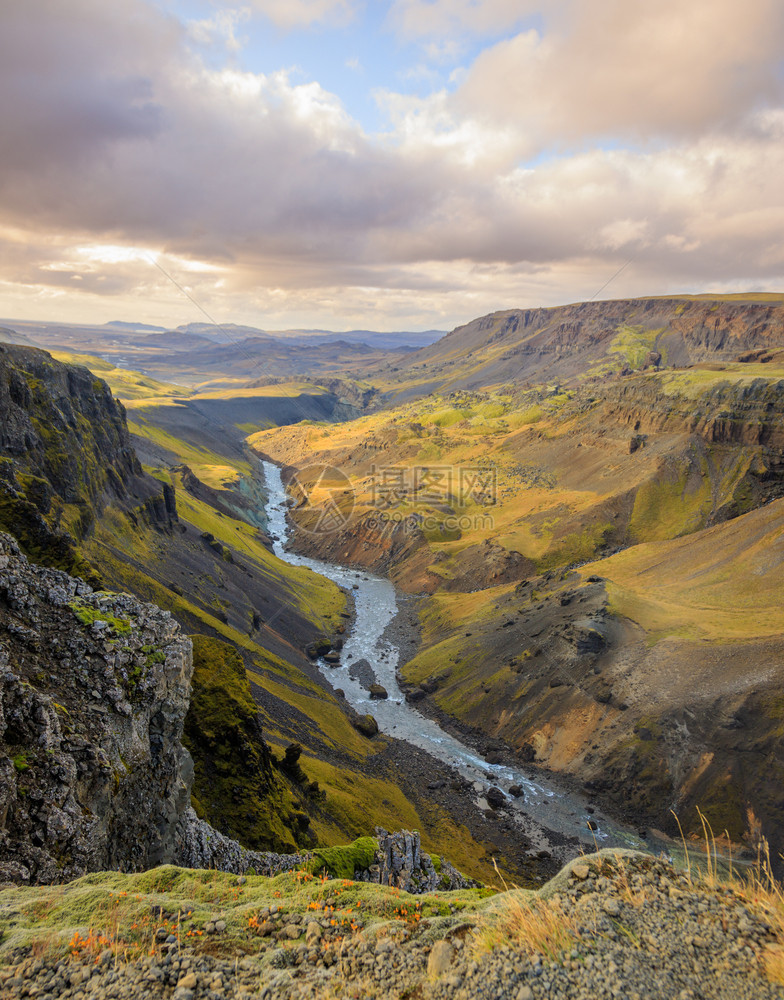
[0,345,177,581]
[395,296,784,393]
[354,829,479,893]
[0,532,195,883]
[174,807,304,877]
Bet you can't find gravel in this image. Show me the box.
[1,855,782,999]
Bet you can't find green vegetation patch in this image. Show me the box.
[68,599,131,635]
[183,635,303,853]
[609,324,662,369]
[306,837,378,879]
[0,863,490,965]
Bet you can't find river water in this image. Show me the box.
[262,460,644,858]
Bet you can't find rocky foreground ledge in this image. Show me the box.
[1,850,783,999]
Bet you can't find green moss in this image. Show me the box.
[306,836,379,879]
[12,752,30,773]
[608,324,661,369]
[629,463,713,542]
[687,781,746,842]
[537,521,614,571]
[68,599,131,635]
[0,863,491,964]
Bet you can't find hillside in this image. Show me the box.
[0,318,415,389]
[1,850,783,999]
[3,297,784,995]
[377,296,784,400]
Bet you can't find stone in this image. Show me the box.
[571,864,590,880]
[368,684,388,700]
[427,940,454,978]
[486,786,507,809]
[352,714,379,738]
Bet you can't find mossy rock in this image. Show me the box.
[306,836,378,879]
[352,714,379,738]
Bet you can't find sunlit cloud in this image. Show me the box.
[249,0,357,30]
[0,0,782,332]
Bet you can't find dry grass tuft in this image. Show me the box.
[474,894,581,962]
[673,807,784,986]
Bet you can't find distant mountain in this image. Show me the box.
[173,322,276,343]
[142,330,220,350]
[104,320,166,332]
[173,322,445,350]
[0,325,36,347]
[273,328,446,349]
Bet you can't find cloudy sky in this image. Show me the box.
[1,0,783,332]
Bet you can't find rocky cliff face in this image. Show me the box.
[395,296,784,393]
[0,532,194,883]
[597,373,784,452]
[0,345,176,581]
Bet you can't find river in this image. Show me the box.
[262,460,645,858]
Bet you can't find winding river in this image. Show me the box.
[262,460,644,858]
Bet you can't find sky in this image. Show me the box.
[1,0,783,333]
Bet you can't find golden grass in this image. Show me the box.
[585,498,784,642]
[48,351,189,400]
[669,808,784,986]
[474,893,582,961]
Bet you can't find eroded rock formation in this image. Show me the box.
[0,532,193,883]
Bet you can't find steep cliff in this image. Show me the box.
[0,344,176,582]
[388,295,784,396]
[0,532,193,883]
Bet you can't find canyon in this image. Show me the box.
[2,294,784,883]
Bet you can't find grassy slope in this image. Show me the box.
[253,365,783,577]
[583,498,784,643]
[253,365,784,850]
[48,351,190,400]
[0,861,493,966]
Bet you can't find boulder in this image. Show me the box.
[369,684,388,700]
[486,786,507,809]
[352,714,379,738]
[519,743,536,763]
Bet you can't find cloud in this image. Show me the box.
[187,9,250,54]
[455,0,784,146]
[0,0,783,333]
[248,0,357,29]
[388,0,537,40]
